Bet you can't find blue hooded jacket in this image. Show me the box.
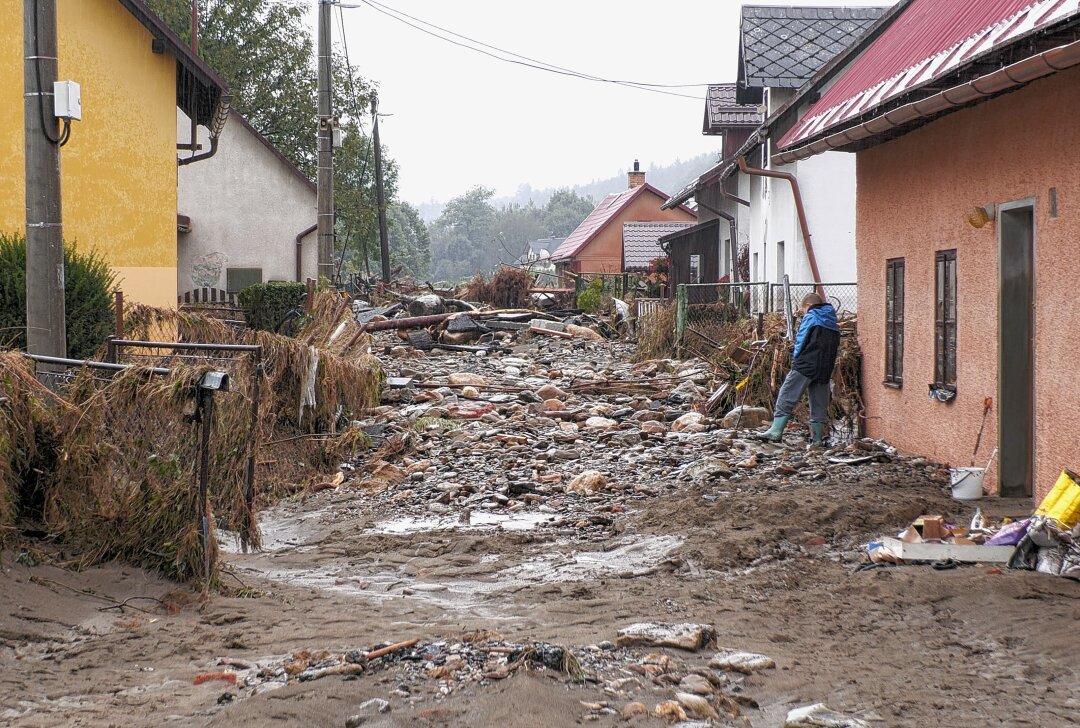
[792,303,840,382]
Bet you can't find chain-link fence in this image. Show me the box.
[674,282,771,342]
[771,282,858,318]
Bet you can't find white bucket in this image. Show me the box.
[951,467,986,500]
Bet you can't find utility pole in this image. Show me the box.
[23,0,66,357]
[316,0,335,284]
[372,95,391,284]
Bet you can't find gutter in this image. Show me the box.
[736,157,824,297]
[295,223,317,282]
[777,37,1080,164]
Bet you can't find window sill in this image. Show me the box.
[928,385,957,403]
[882,381,902,389]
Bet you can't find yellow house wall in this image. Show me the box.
[0,0,178,308]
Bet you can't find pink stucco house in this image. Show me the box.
[776,0,1080,502]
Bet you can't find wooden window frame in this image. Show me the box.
[884,258,904,386]
[934,250,957,391]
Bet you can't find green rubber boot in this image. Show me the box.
[754,415,790,442]
[810,422,826,448]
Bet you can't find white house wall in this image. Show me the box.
[793,152,857,284]
[176,110,317,295]
[744,149,857,311]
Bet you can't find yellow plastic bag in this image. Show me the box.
[1034,470,1080,529]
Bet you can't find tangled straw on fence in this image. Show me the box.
[124,297,384,433]
[0,352,58,546]
[0,292,386,584]
[633,302,677,362]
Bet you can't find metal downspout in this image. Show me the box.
[737,157,824,298]
[695,200,740,283]
[295,223,317,282]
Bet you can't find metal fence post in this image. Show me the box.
[241,346,263,554]
[783,275,794,339]
[197,387,215,594]
[675,284,688,356]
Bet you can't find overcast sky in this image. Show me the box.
[327,0,892,205]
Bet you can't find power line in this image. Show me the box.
[356,0,705,100]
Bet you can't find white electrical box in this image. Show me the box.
[332,126,343,148]
[53,80,81,121]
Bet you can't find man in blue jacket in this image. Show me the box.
[755,292,840,446]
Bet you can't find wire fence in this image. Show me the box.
[771,282,858,318]
[23,351,248,590]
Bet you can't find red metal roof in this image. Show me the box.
[780,0,1080,149]
[550,183,694,261]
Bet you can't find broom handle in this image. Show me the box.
[971,397,993,466]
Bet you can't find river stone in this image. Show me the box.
[448,372,487,387]
[722,405,770,429]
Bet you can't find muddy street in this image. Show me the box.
[2,336,1078,727]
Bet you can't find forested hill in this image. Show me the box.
[417,152,717,222]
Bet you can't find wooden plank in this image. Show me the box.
[882,537,1015,563]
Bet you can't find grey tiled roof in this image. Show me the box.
[704,84,764,133]
[623,221,695,270]
[739,5,887,90]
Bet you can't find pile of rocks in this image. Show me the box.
[339,333,949,544]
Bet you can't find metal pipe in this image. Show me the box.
[23,353,170,375]
[177,132,218,166]
[242,346,262,554]
[694,200,740,284]
[108,339,261,352]
[737,157,824,298]
[295,223,317,281]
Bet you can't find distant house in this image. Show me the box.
[551,161,696,277]
[775,0,1080,502]
[0,0,227,308]
[519,237,565,266]
[664,5,887,303]
[176,110,317,298]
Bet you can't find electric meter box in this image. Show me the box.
[53,80,81,121]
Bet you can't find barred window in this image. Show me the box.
[885,258,904,385]
[934,250,957,389]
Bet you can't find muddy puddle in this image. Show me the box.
[230,527,683,620]
[371,511,556,534]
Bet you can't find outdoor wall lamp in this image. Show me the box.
[966,204,995,229]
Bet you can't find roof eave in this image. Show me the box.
[119,0,228,126]
[777,34,1080,163]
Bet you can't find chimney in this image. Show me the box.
[627,159,646,189]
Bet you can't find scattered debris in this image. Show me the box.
[615,623,717,652]
[709,649,776,674]
[784,703,869,728]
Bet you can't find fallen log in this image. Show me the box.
[365,638,421,660]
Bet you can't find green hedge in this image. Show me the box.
[0,232,116,359]
[237,281,306,332]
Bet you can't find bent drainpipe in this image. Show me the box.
[295,223,317,282]
[179,97,232,167]
[737,157,824,298]
[695,200,740,283]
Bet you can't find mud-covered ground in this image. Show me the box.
[2,338,1078,727]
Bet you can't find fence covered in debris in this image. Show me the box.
[0,291,384,587]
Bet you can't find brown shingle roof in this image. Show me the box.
[703,84,764,134]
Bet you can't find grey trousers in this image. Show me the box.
[774,369,830,423]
